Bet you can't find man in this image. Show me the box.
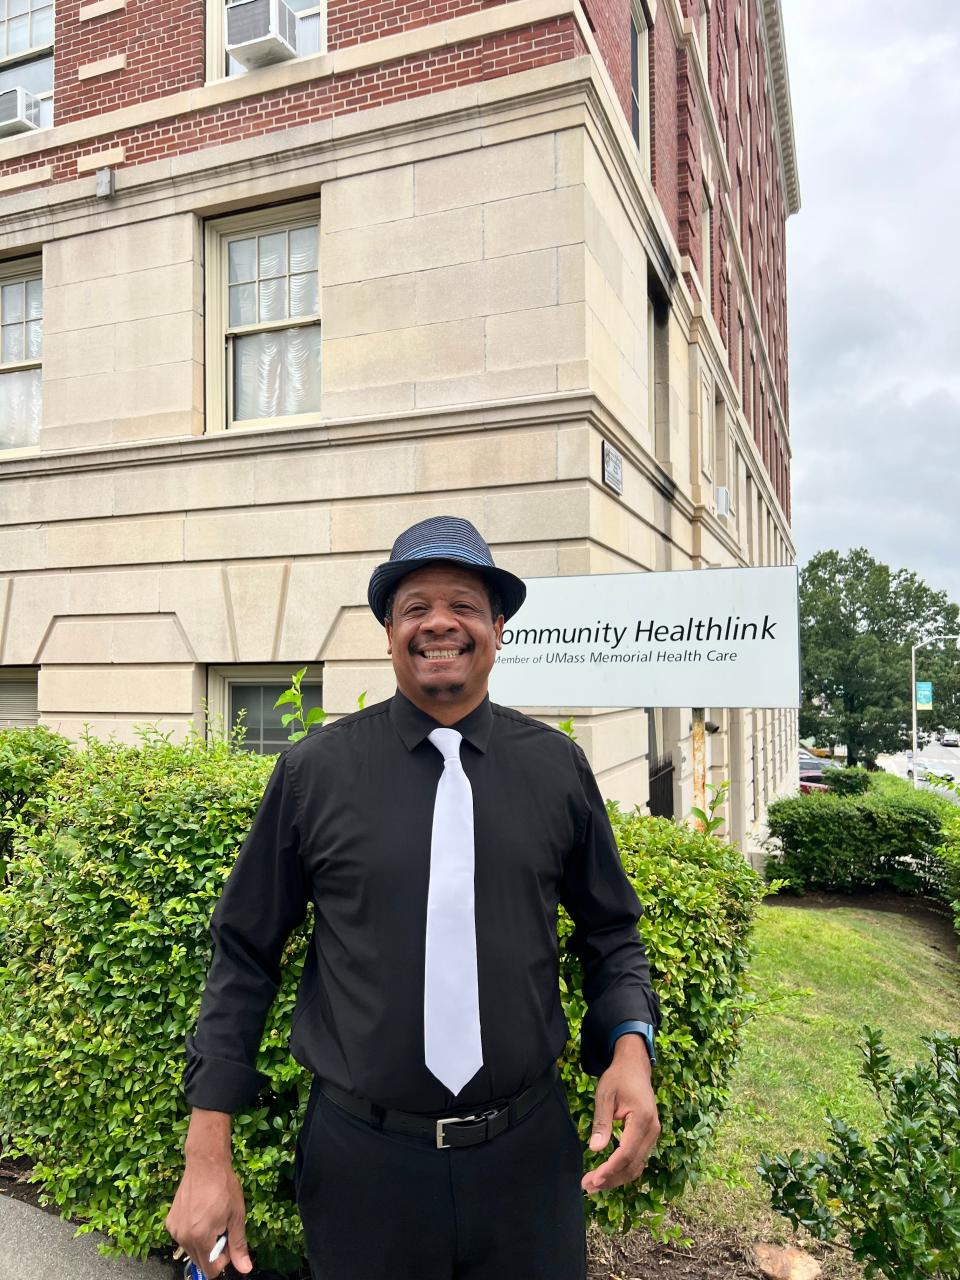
[167,515,660,1280]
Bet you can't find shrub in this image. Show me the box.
[937,810,960,937]
[562,804,766,1234]
[759,1027,960,1279]
[0,731,764,1265]
[0,731,305,1269]
[0,725,73,877]
[822,766,871,796]
[765,790,944,895]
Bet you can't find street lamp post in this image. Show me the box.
[910,634,960,788]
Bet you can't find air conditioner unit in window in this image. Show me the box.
[226,0,297,69]
[715,485,731,517]
[0,88,41,137]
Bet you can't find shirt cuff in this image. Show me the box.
[183,1034,269,1113]
[608,1019,657,1065]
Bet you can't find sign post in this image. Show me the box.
[691,708,706,816]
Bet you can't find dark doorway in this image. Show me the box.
[647,707,674,819]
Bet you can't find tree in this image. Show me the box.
[800,549,960,766]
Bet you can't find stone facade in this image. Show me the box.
[0,0,799,858]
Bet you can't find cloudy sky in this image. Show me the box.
[780,0,960,605]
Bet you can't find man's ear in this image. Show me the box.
[494,615,505,650]
[385,621,394,656]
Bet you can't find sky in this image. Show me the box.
[780,0,960,606]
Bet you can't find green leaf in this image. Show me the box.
[273,690,299,709]
[303,708,327,728]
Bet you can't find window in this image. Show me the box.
[700,372,713,477]
[731,445,740,531]
[745,471,754,559]
[224,0,325,76]
[737,315,745,401]
[701,185,712,309]
[747,227,753,290]
[713,392,727,486]
[0,258,42,451]
[747,351,755,429]
[646,294,656,442]
[209,665,324,754]
[745,94,751,162]
[206,202,321,432]
[649,283,670,464]
[629,5,651,176]
[0,0,53,127]
[698,0,708,63]
[0,667,39,727]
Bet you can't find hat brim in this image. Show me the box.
[368,558,526,625]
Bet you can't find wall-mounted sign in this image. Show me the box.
[489,566,800,709]
[916,681,933,711]
[601,440,623,494]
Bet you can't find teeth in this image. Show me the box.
[422,649,461,659]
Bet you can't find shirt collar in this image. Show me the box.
[389,689,493,755]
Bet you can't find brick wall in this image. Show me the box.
[578,0,630,122]
[327,0,505,50]
[700,0,791,513]
[1,17,582,185]
[649,5,678,238]
[675,46,700,269]
[53,0,205,126]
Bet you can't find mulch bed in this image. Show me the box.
[587,1225,767,1278]
[768,887,958,955]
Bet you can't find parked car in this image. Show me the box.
[799,772,829,794]
[942,730,960,748]
[907,760,956,783]
[798,749,837,774]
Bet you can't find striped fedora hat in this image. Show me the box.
[367,515,526,624]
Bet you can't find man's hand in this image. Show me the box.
[165,1109,253,1277]
[581,1033,660,1195]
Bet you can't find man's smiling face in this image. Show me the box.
[385,564,504,718]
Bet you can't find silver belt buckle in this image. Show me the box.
[435,1113,478,1149]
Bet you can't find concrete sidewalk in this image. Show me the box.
[0,1195,171,1280]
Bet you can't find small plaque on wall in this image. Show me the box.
[602,440,624,494]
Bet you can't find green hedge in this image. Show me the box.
[936,807,960,936]
[821,766,871,796]
[0,726,73,877]
[0,731,764,1267]
[571,805,766,1231]
[765,782,948,897]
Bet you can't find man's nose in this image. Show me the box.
[420,603,459,630]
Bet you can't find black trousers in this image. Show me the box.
[295,1074,587,1280]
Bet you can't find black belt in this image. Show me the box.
[318,1066,558,1149]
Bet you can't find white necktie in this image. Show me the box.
[424,728,483,1094]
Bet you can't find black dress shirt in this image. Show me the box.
[184,691,659,1115]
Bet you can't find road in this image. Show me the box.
[881,738,960,803]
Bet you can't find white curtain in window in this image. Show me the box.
[234,326,321,420]
[0,369,41,448]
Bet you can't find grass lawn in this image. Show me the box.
[676,898,960,1243]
